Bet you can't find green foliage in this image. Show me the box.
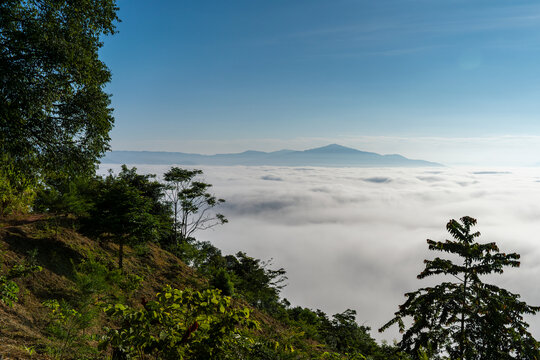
[22,345,37,355]
[320,352,367,360]
[0,275,19,307]
[87,169,161,269]
[34,174,96,217]
[43,299,96,359]
[238,330,305,360]
[0,0,118,178]
[166,241,402,359]
[225,251,287,311]
[100,286,259,359]
[163,167,227,245]
[318,309,380,356]
[210,268,235,296]
[115,165,173,243]
[0,154,37,216]
[282,306,404,360]
[380,216,540,359]
[0,249,41,306]
[43,256,144,359]
[286,305,322,339]
[73,257,143,303]
[170,239,226,271]
[79,166,177,269]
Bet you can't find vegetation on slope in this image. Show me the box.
[0,212,399,359]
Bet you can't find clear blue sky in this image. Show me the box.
[101,0,540,164]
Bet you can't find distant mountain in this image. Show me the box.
[102,144,442,167]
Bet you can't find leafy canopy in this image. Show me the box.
[380,216,540,359]
[88,168,160,269]
[0,0,118,178]
[225,251,287,311]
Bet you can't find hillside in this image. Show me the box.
[0,215,395,360]
[0,215,207,359]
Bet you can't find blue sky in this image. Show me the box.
[101,0,540,165]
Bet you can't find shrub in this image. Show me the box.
[100,286,259,359]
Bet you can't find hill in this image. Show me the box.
[0,215,205,359]
[102,144,442,167]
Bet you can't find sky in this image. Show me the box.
[97,2,540,344]
[101,0,540,165]
[100,164,540,342]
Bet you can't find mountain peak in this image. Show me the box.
[304,144,361,154]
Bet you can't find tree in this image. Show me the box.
[115,165,173,244]
[318,309,381,356]
[0,0,118,179]
[34,174,96,218]
[210,268,235,296]
[225,252,287,311]
[379,216,540,359]
[89,172,157,269]
[163,167,227,244]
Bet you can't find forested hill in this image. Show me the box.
[103,144,442,167]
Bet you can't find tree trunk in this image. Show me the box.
[118,237,124,270]
[174,199,178,245]
[460,264,469,359]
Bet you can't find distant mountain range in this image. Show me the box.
[102,144,442,167]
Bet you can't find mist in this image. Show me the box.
[99,164,540,342]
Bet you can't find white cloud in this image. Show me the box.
[99,164,540,342]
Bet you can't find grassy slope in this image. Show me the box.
[0,215,228,359]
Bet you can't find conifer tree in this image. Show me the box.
[380,216,540,359]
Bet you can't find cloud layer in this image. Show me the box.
[100,164,540,342]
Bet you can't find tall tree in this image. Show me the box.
[163,167,227,244]
[116,165,173,244]
[380,216,540,359]
[89,172,157,270]
[0,0,118,178]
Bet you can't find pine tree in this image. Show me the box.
[380,216,540,359]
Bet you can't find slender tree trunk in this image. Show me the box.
[460,261,469,359]
[174,197,178,245]
[119,237,124,270]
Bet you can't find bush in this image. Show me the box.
[42,299,96,359]
[73,257,143,303]
[0,249,42,306]
[100,286,259,359]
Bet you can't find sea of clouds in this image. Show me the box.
[99,164,540,342]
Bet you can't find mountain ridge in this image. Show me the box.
[102,144,443,167]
